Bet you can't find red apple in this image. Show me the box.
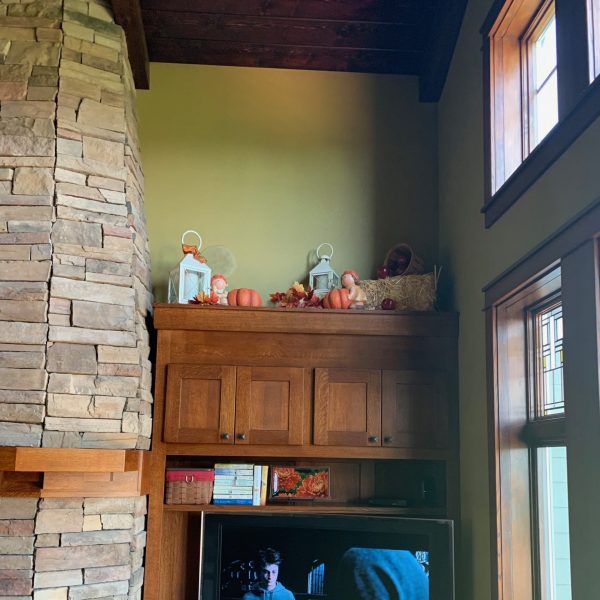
[381,298,396,310]
[377,265,389,279]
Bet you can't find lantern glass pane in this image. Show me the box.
[168,268,180,303]
[314,274,329,290]
[183,270,201,301]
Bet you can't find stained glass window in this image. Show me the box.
[537,303,564,416]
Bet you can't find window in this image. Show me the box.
[523,6,558,151]
[486,204,600,600]
[588,0,600,79]
[482,0,600,227]
[485,0,558,195]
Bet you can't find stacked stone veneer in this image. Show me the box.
[0,1,152,597]
[0,496,146,599]
[0,0,152,449]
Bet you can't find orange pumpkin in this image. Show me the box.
[227,288,262,307]
[322,288,352,309]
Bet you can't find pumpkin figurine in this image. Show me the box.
[227,288,262,307]
[322,287,352,309]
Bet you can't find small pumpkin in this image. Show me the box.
[227,288,262,307]
[322,288,352,309]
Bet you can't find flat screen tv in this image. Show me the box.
[200,513,454,600]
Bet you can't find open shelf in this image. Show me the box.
[163,503,446,517]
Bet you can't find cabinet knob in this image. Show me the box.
[220,432,230,440]
[383,436,393,444]
[368,435,379,444]
[237,433,247,441]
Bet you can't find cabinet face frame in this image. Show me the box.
[314,368,382,446]
[164,364,236,444]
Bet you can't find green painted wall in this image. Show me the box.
[137,63,438,302]
[438,1,600,599]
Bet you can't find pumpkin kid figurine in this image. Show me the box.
[341,270,367,308]
[210,274,229,305]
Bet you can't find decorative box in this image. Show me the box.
[165,468,214,505]
[269,466,330,501]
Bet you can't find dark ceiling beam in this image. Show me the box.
[142,11,420,52]
[140,0,417,23]
[418,0,467,102]
[146,37,422,75]
[111,0,150,89]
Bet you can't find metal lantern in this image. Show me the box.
[168,230,212,303]
[309,242,340,296]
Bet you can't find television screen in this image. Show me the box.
[200,514,454,600]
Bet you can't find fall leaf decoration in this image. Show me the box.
[188,291,219,305]
[270,282,323,308]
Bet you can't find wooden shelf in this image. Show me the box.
[163,503,446,517]
[0,448,148,498]
[0,447,143,472]
[162,445,450,461]
[153,304,459,338]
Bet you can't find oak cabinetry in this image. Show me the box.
[314,368,448,449]
[164,364,306,445]
[144,305,459,600]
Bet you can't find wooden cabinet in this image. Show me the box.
[164,364,306,445]
[144,305,459,600]
[314,368,449,449]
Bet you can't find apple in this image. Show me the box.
[377,265,389,279]
[381,298,396,310]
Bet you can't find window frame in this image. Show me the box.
[481,0,597,228]
[485,198,600,600]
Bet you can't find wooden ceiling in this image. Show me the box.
[111,0,467,102]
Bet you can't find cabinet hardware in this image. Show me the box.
[237,433,246,441]
[220,432,230,440]
[384,436,393,443]
[368,435,379,443]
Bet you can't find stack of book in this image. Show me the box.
[212,463,269,506]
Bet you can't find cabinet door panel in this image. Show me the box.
[164,364,236,443]
[314,368,381,446]
[235,367,304,445]
[381,370,448,449]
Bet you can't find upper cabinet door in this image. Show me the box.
[164,364,236,444]
[381,371,448,449]
[235,367,305,445]
[314,368,382,446]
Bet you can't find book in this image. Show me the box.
[212,477,254,485]
[214,469,254,476]
[212,487,253,494]
[260,465,269,506]
[252,465,262,506]
[212,498,253,505]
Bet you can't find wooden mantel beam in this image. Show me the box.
[111,0,150,89]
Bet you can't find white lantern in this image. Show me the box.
[309,242,340,296]
[168,230,212,303]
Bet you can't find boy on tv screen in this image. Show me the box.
[241,548,295,600]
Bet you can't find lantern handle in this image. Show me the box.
[316,242,334,260]
[181,230,202,250]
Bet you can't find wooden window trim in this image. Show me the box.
[487,266,561,600]
[482,0,595,228]
[485,203,600,600]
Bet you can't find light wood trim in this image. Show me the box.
[153,304,459,338]
[0,447,143,472]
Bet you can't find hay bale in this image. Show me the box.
[361,273,436,311]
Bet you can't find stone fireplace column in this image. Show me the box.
[0,1,152,597]
[0,0,152,449]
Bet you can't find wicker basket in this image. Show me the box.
[165,468,214,505]
[361,271,438,311]
[384,243,424,276]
